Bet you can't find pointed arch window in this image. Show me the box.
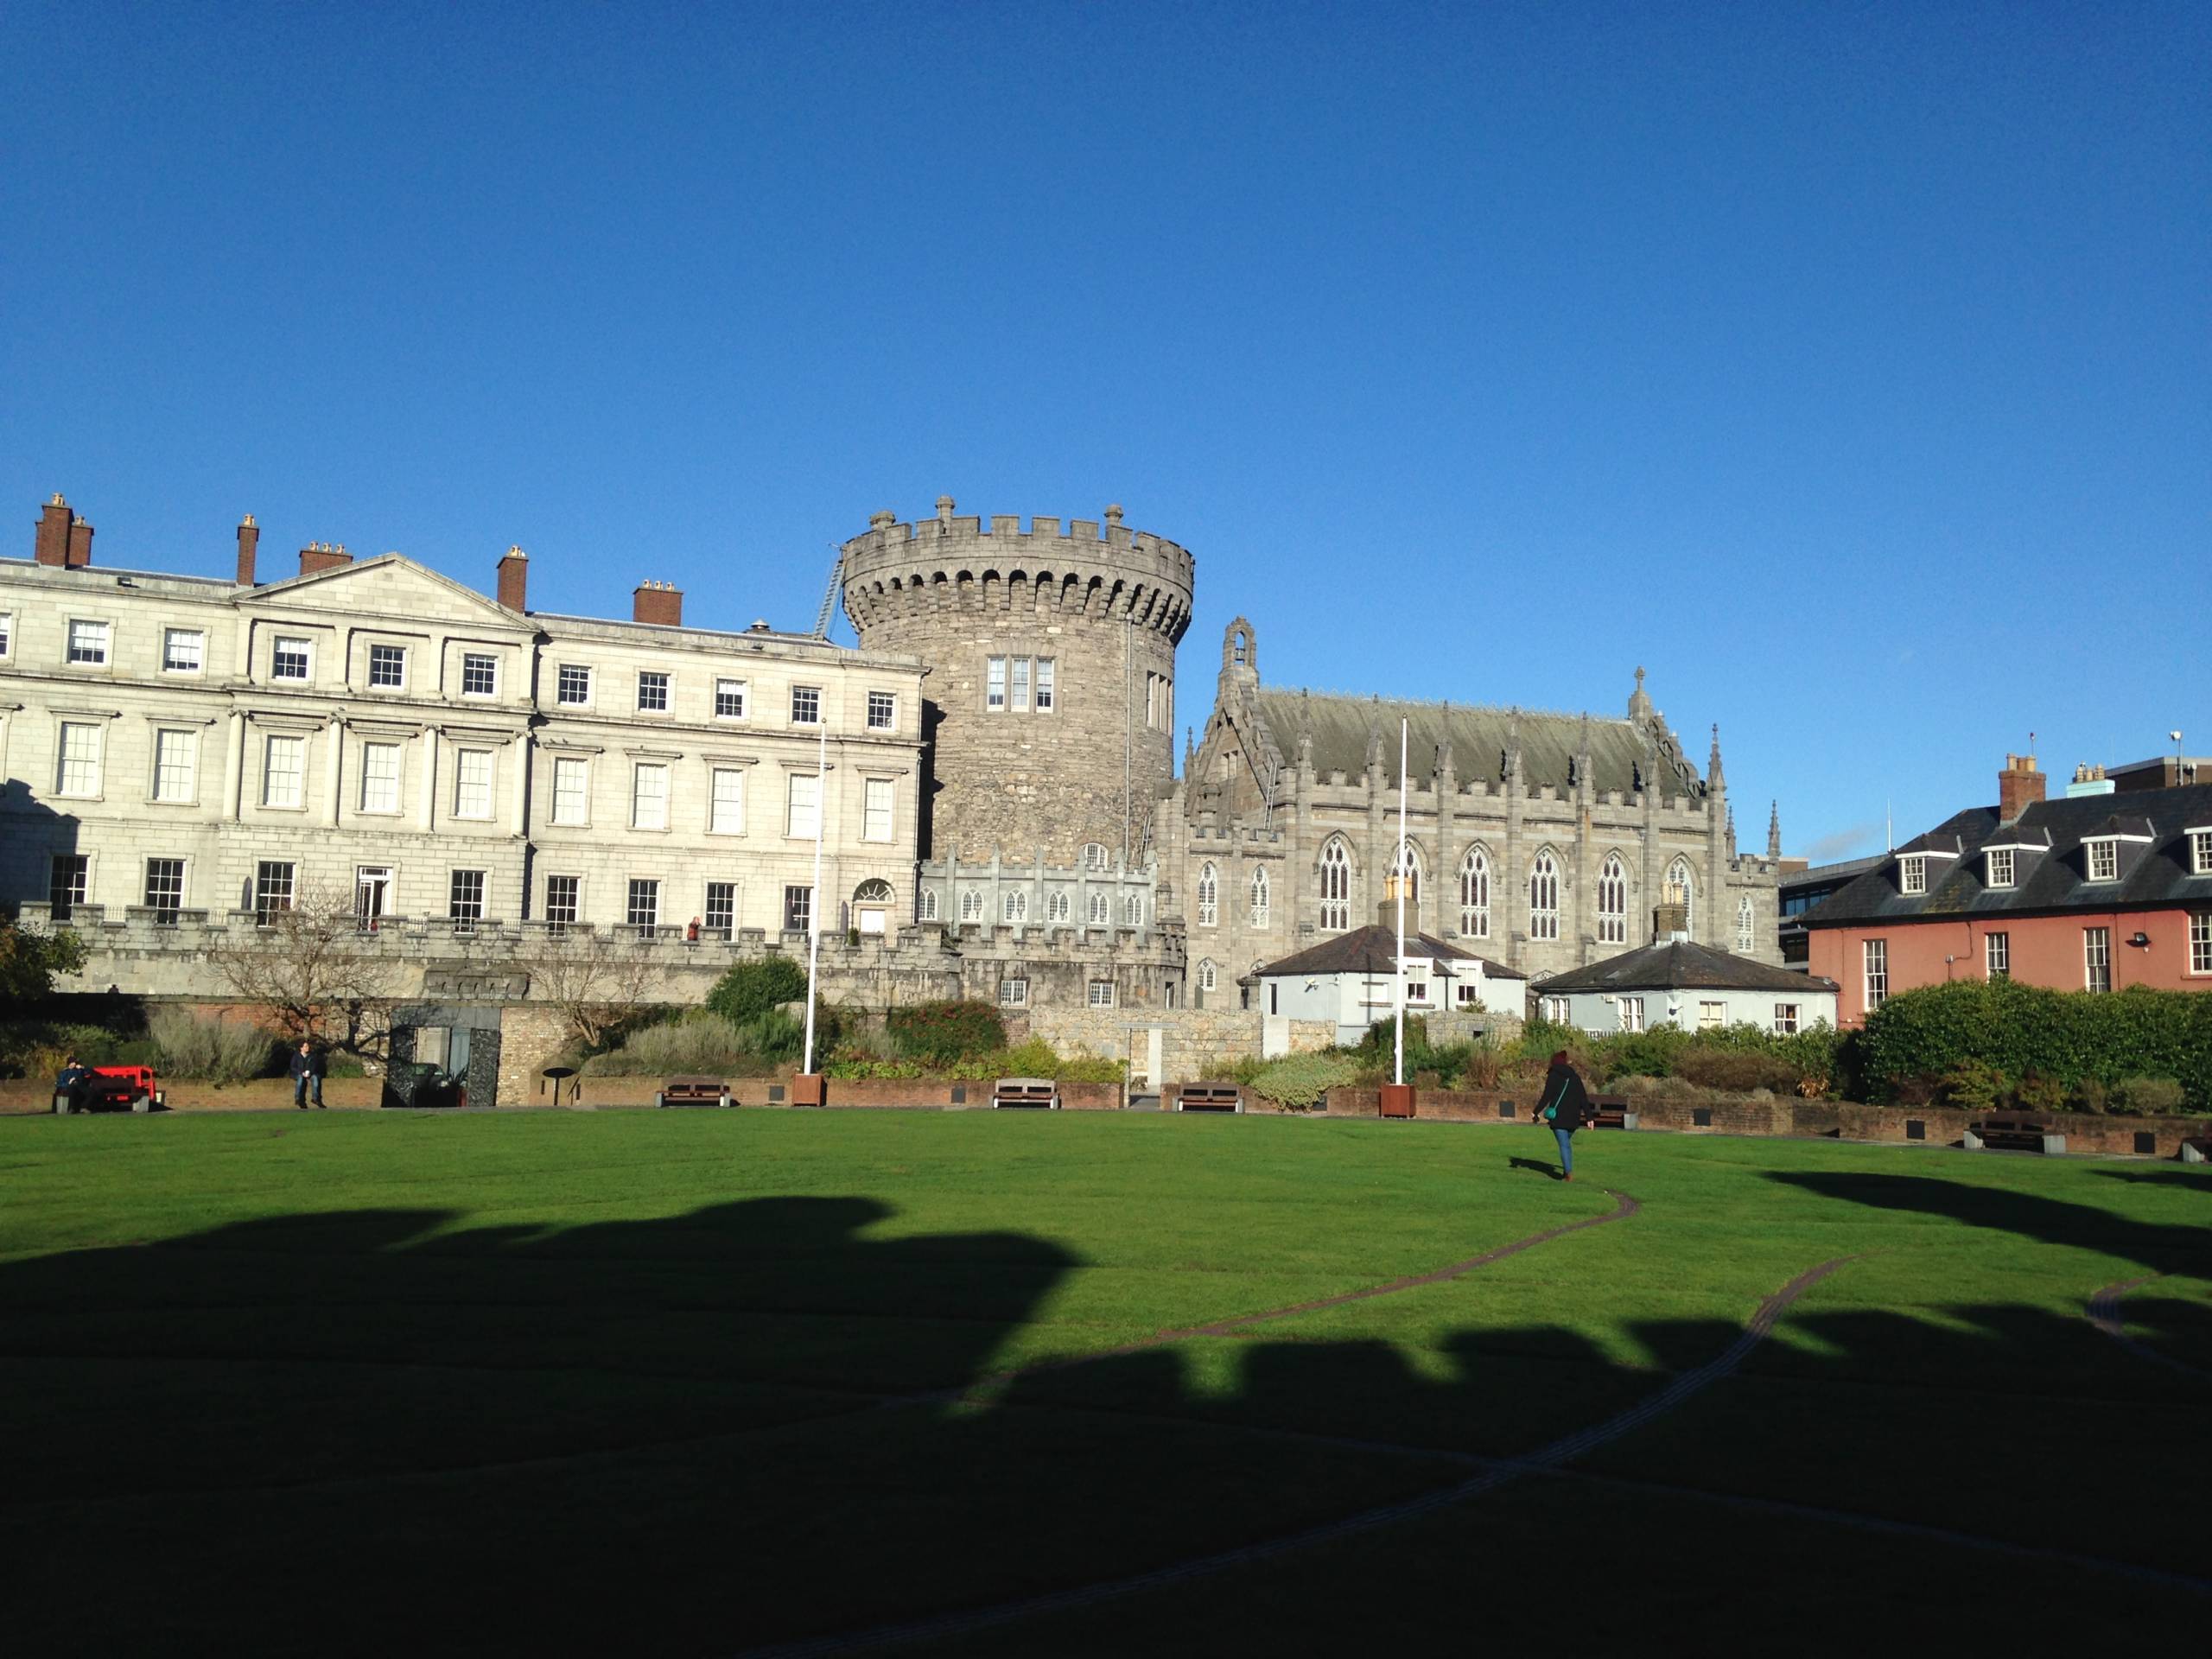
[1459,847,1491,938]
[1389,840,1422,905]
[1598,854,1628,945]
[1319,839,1351,931]
[1665,857,1695,935]
[1530,850,1560,941]
[959,888,984,923]
[1198,958,1218,994]
[918,887,939,922]
[1087,890,1110,925]
[1002,889,1028,924]
[1249,866,1270,930]
[1197,861,1219,927]
[1737,894,1756,953]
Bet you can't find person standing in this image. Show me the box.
[289,1039,327,1109]
[1536,1050,1596,1181]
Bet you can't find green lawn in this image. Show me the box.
[3,1109,2208,1654]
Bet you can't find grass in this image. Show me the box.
[3,1109,2209,1654]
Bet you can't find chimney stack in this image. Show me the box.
[66,513,93,567]
[632,580,683,627]
[34,494,73,565]
[1998,753,2045,823]
[298,541,353,576]
[236,514,260,585]
[495,545,529,613]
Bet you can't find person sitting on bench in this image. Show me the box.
[55,1054,94,1114]
[289,1040,327,1109]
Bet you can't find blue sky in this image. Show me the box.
[6,3,2206,861]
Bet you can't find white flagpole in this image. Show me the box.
[803,721,827,1075]
[1395,717,1408,1089]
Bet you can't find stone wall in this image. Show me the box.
[1024,1005,1333,1085]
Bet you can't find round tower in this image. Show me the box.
[842,496,1195,865]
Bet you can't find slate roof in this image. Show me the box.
[1249,690,1702,799]
[1801,782,2212,926]
[1255,924,1527,982]
[1538,939,1837,995]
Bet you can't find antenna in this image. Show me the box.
[1885,798,1893,852]
[810,546,843,639]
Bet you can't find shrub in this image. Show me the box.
[1934,1058,2008,1113]
[1246,1052,1365,1111]
[703,957,810,1024]
[2110,1077,2187,1116]
[148,1008,280,1084]
[2012,1071,2067,1115]
[2066,1077,2109,1115]
[1458,1036,1505,1091]
[887,1001,1006,1065]
[1674,1046,1802,1094]
[580,1010,803,1076]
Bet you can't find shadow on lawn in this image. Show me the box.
[3,1190,2210,1655]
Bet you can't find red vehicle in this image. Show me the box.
[54,1065,164,1115]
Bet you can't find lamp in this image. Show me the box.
[2127,932,2151,949]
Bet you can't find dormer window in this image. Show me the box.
[1986,848,2014,889]
[1899,854,1926,895]
[2191,828,2212,876]
[2085,837,2119,882]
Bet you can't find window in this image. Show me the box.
[999,976,1029,1008]
[0,610,10,656]
[1618,996,1644,1033]
[2192,830,2212,876]
[1088,891,1110,925]
[49,854,88,918]
[1404,963,1431,1006]
[2086,838,2118,881]
[557,664,592,706]
[715,678,747,719]
[1088,980,1116,1008]
[1319,838,1351,931]
[1010,657,1031,712]
[1986,931,2010,979]
[637,671,670,713]
[863,777,893,842]
[632,762,669,830]
[1541,995,1571,1024]
[1198,959,1218,994]
[1249,867,1270,929]
[255,860,295,923]
[550,756,588,825]
[544,874,580,931]
[1035,659,1055,712]
[710,767,747,835]
[360,741,402,814]
[260,734,303,808]
[272,636,311,681]
[164,629,206,674]
[2192,912,2212,976]
[1986,847,2015,889]
[448,869,486,930]
[1003,888,1029,924]
[453,749,494,819]
[1665,858,1694,934]
[1123,894,1143,926]
[152,729,197,804]
[791,685,822,725]
[704,882,737,938]
[1459,848,1491,938]
[785,772,820,838]
[628,879,662,933]
[1530,850,1560,941]
[461,652,498,696]
[1146,671,1169,730]
[1597,854,1627,945]
[1389,840,1421,904]
[1083,842,1111,872]
[1773,1003,1800,1036]
[367,643,405,688]
[1197,861,1218,926]
[67,620,110,664]
[1699,1001,1726,1031]
[987,658,1007,710]
[1899,854,1926,895]
[143,858,185,923]
[1456,981,1480,1007]
[918,887,939,923]
[1864,938,1889,1010]
[2084,926,2112,993]
[54,721,101,797]
[784,884,812,933]
[1737,895,1756,953]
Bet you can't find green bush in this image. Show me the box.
[1934,1058,2008,1113]
[703,957,810,1024]
[2110,1076,2187,1116]
[2012,1071,2067,1115]
[1246,1052,1365,1110]
[580,1009,804,1077]
[1674,1046,1803,1094]
[887,1001,1006,1065]
[148,1008,279,1084]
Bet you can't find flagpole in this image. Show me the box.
[1395,717,1408,1089]
[803,720,827,1076]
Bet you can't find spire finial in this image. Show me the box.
[1767,799,1782,861]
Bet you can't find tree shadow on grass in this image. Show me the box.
[2,1192,2209,1656]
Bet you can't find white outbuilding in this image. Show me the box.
[1532,938,1838,1036]
[1254,922,1527,1047]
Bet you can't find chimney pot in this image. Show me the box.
[299,541,353,576]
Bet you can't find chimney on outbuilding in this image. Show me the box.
[496,545,529,613]
[34,494,73,565]
[1998,753,2044,823]
[236,514,260,585]
[298,541,352,575]
[632,580,683,627]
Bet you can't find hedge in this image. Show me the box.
[887,1000,1006,1065]
[1859,980,2212,1111]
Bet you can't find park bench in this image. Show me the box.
[54,1065,164,1115]
[656,1075,734,1109]
[1590,1094,1637,1131]
[992,1077,1059,1109]
[1174,1081,1243,1114]
[1964,1116,2065,1154]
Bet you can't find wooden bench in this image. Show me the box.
[1965,1116,2064,1154]
[1590,1094,1637,1131]
[656,1075,733,1109]
[1174,1082,1243,1114]
[992,1077,1059,1109]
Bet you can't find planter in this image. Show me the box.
[1378,1083,1416,1119]
[791,1072,828,1108]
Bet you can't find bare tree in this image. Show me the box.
[207,883,397,1058]
[517,930,664,1052]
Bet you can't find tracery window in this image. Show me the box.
[1598,854,1627,945]
[1197,958,1217,994]
[1388,840,1422,906]
[1736,895,1756,953]
[1459,847,1491,938]
[1319,839,1351,931]
[1198,861,1218,927]
[1530,849,1560,941]
[1665,858,1694,935]
[1249,867,1269,930]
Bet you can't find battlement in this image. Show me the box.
[841,497,1194,641]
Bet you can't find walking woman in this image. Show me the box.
[1537,1050,1597,1181]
